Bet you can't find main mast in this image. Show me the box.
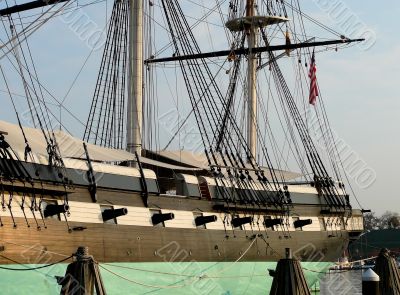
[246,0,257,161]
[224,1,288,162]
[127,0,143,157]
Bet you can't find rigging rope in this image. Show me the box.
[0,0,73,60]
[261,26,349,211]
[100,236,258,288]
[0,2,73,214]
[84,0,129,149]
[100,264,200,289]
[160,0,288,211]
[0,254,72,271]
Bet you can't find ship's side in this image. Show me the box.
[0,152,363,293]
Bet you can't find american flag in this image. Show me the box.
[308,51,318,105]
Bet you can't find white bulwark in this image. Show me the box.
[5,195,363,232]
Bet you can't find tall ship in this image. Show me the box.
[0,0,365,293]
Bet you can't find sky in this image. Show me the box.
[0,0,398,215]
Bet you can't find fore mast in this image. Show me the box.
[127,0,143,158]
[246,0,257,161]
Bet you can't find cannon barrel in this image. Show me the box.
[102,208,128,222]
[293,219,312,229]
[152,213,174,225]
[231,216,253,228]
[195,215,217,226]
[44,204,69,218]
[264,218,283,228]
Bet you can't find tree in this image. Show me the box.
[379,211,399,229]
[363,212,379,231]
[389,216,400,228]
[363,211,400,231]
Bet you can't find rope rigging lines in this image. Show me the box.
[84,0,129,149]
[0,0,75,230]
[259,26,350,213]
[158,0,294,238]
[0,254,73,271]
[142,0,358,218]
[100,236,260,289]
[0,0,364,224]
[1,4,69,177]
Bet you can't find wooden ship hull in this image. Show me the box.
[0,216,351,264]
[0,136,363,293]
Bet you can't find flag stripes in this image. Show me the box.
[308,51,318,105]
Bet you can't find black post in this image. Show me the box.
[362,268,380,295]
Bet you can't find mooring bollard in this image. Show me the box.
[58,246,107,295]
[362,268,380,295]
[269,248,311,295]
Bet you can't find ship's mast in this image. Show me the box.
[246,0,257,161]
[127,0,143,157]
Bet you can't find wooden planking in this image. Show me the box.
[286,185,318,194]
[0,216,349,265]
[355,216,363,230]
[162,209,196,229]
[343,216,363,231]
[1,194,36,219]
[0,192,353,232]
[323,216,345,231]
[67,201,103,223]
[113,205,152,226]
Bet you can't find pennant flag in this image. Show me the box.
[308,51,318,105]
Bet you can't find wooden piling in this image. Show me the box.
[269,248,311,295]
[373,248,400,295]
[59,246,107,295]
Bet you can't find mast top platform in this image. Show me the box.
[225,15,289,32]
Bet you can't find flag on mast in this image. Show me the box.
[308,50,318,105]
